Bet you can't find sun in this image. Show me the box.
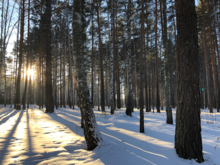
[27,68,35,77]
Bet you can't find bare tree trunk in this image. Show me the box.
[175,0,204,162]
[163,0,173,124]
[91,5,94,107]
[60,34,63,107]
[145,0,149,112]
[39,3,43,109]
[201,0,213,113]
[96,0,105,112]
[125,0,133,116]
[115,2,121,109]
[67,21,73,109]
[207,0,219,112]
[28,0,32,107]
[53,46,58,109]
[139,0,145,133]
[14,0,25,110]
[72,0,103,150]
[155,0,160,113]
[45,0,54,113]
[110,0,115,114]
[63,29,66,108]
[22,0,30,109]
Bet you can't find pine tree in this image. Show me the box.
[163,0,173,124]
[45,0,54,113]
[175,0,204,162]
[110,0,115,114]
[139,0,145,133]
[201,0,213,113]
[125,0,133,116]
[14,0,25,110]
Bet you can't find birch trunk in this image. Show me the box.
[72,0,103,150]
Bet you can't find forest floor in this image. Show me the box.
[0,104,219,165]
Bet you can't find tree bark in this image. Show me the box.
[163,0,173,124]
[207,0,219,112]
[155,0,160,113]
[201,0,213,113]
[45,0,54,113]
[110,0,115,114]
[14,0,25,110]
[72,0,103,150]
[28,0,32,107]
[145,0,149,112]
[63,27,66,108]
[139,0,145,133]
[126,0,133,116]
[175,0,204,162]
[96,0,105,112]
[22,0,30,109]
[91,4,94,107]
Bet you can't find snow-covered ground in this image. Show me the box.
[0,104,219,165]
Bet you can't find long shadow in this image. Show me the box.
[19,108,84,165]
[0,110,12,118]
[57,109,176,145]
[15,108,72,165]
[26,109,34,156]
[21,150,63,165]
[0,110,24,165]
[0,110,19,126]
[49,110,172,165]
[62,110,174,147]
[47,112,83,137]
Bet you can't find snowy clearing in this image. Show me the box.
[0,105,219,165]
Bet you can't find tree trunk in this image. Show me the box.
[126,0,133,116]
[22,0,30,109]
[14,0,25,110]
[155,0,160,113]
[72,0,103,150]
[174,0,204,162]
[67,24,73,109]
[163,0,173,124]
[110,0,115,114]
[139,0,145,133]
[63,30,66,108]
[38,3,43,109]
[96,0,105,112]
[45,0,54,113]
[115,2,121,109]
[207,0,219,112]
[91,6,94,107]
[53,45,58,109]
[28,0,32,107]
[201,0,213,113]
[144,0,149,112]
[146,10,151,111]
[60,33,63,107]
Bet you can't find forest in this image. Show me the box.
[0,0,220,164]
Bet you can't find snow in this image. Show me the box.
[0,104,220,165]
